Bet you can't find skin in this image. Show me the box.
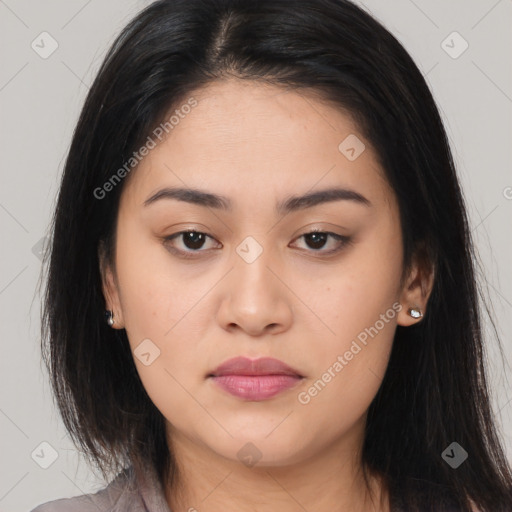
[100,78,434,512]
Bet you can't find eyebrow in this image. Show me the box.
[143,186,372,214]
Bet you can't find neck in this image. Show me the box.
[164,425,389,512]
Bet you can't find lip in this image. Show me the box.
[208,356,304,401]
[210,356,303,377]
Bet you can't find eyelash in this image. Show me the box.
[163,229,352,259]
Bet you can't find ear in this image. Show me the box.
[98,241,125,329]
[396,243,435,327]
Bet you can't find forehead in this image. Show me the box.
[120,79,393,213]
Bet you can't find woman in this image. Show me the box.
[32,0,512,511]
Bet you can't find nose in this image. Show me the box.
[215,247,293,337]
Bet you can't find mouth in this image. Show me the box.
[207,356,304,401]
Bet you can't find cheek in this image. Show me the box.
[294,233,401,411]
[112,232,206,425]
[113,224,211,383]
[114,223,188,337]
[338,226,402,324]
[296,309,396,439]
[300,237,402,348]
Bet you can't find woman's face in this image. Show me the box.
[101,79,427,468]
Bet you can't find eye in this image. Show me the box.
[291,230,352,255]
[164,230,220,258]
[164,229,352,259]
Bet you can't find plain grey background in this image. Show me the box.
[0,1,511,510]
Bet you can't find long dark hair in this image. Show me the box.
[41,0,512,510]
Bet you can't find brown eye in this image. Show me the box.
[179,231,207,250]
[292,231,352,255]
[164,230,220,258]
[303,232,329,250]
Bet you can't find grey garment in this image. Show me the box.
[29,463,172,512]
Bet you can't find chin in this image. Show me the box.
[204,430,311,468]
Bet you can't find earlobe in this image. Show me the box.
[397,249,435,327]
[397,301,426,327]
[406,306,423,319]
[98,242,125,329]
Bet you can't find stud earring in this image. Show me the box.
[105,310,115,327]
[407,306,423,319]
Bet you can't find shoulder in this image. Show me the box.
[29,493,107,512]
[29,467,141,512]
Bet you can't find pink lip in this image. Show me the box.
[208,357,303,401]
